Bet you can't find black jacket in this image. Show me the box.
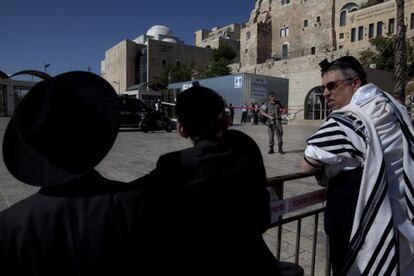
[0,170,145,276]
[133,130,281,275]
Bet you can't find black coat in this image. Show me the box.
[133,130,281,275]
[0,170,145,276]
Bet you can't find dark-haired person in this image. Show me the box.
[0,72,146,275]
[300,56,414,275]
[132,85,281,275]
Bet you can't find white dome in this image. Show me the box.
[146,25,173,38]
[161,37,178,43]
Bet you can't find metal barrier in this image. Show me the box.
[266,172,330,276]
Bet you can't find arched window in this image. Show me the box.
[340,10,347,26]
[339,3,359,27]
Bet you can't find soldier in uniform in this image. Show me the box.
[260,93,285,154]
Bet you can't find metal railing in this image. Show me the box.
[266,172,330,276]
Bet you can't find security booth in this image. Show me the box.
[168,73,289,124]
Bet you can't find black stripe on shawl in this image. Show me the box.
[307,130,347,141]
[343,161,387,272]
[372,236,397,276]
[319,121,339,131]
[361,219,393,276]
[329,148,365,158]
[329,113,366,141]
[307,121,340,142]
[310,139,355,148]
[404,172,414,217]
[381,92,414,159]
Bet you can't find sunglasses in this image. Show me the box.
[322,78,354,91]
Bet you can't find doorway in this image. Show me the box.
[304,86,328,120]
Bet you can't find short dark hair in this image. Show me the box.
[319,56,367,85]
[176,86,225,140]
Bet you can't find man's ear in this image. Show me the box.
[352,78,362,92]
[177,123,189,138]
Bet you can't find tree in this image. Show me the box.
[199,44,237,79]
[394,0,407,103]
[160,64,192,86]
[211,44,237,62]
[359,36,396,70]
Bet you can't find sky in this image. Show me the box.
[0,0,255,78]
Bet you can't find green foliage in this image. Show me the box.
[200,59,232,78]
[160,64,192,85]
[199,44,237,78]
[211,44,237,62]
[359,36,414,71]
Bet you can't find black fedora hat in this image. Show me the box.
[3,71,120,187]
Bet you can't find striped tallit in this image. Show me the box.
[335,88,414,275]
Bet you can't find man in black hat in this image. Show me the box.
[300,56,414,275]
[131,85,282,275]
[0,72,146,275]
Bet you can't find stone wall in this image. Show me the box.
[236,50,348,119]
[147,39,212,84]
[270,0,334,59]
[104,40,138,93]
[339,0,414,52]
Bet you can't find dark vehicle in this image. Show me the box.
[118,96,175,132]
[140,109,175,133]
[119,96,147,128]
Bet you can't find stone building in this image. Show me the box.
[194,23,241,63]
[102,1,414,119]
[228,0,413,119]
[338,0,414,52]
[101,25,212,93]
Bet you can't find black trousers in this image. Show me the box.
[324,168,362,275]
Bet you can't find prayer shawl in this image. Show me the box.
[306,84,414,275]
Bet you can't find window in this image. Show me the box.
[281,0,290,5]
[351,28,356,42]
[176,61,180,67]
[388,18,395,34]
[358,26,363,41]
[246,31,251,40]
[304,20,308,28]
[316,16,321,23]
[311,47,316,55]
[282,44,289,59]
[411,13,414,29]
[340,10,347,27]
[369,23,375,38]
[339,33,344,39]
[280,27,289,37]
[377,21,383,37]
[161,59,167,68]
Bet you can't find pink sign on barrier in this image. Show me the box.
[270,189,326,224]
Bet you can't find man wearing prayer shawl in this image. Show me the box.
[300,56,414,276]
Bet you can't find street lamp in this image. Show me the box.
[112,81,120,94]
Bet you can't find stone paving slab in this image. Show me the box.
[0,118,328,275]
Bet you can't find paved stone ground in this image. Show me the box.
[0,117,328,275]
